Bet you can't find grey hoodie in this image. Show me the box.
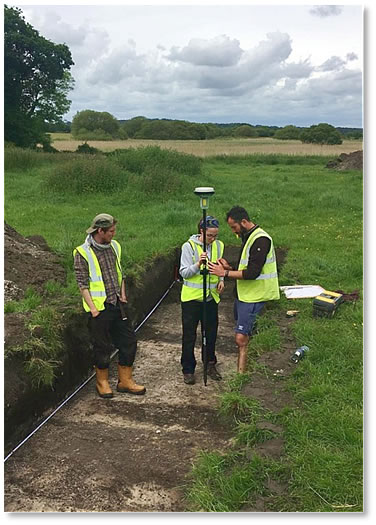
[180,235,224,295]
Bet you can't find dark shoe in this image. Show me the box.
[207,363,222,381]
[183,373,195,385]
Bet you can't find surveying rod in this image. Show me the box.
[194,187,215,386]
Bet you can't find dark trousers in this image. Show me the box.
[88,301,137,369]
[181,299,218,374]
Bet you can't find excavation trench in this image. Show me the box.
[4,245,296,512]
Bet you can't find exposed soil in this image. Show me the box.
[4,222,67,302]
[326,150,363,171]
[4,225,298,512]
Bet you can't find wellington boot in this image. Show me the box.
[117,365,146,395]
[95,367,114,398]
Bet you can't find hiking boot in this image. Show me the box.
[207,363,222,381]
[183,373,195,385]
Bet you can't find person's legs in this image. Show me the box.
[88,307,114,398]
[109,302,145,395]
[235,333,249,373]
[110,304,137,367]
[234,300,265,373]
[181,301,200,376]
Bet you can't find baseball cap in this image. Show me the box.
[86,213,115,234]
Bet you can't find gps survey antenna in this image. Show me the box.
[194,187,215,385]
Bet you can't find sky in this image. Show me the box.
[7,1,365,128]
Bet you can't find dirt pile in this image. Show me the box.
[4,222,66,303]
[326,150,363,171]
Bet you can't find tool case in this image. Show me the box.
[313,290,344,318]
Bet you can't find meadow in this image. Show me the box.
[50,133,362,157]
[4,143,363,512]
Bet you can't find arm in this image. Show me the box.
[179,242,206,279]
[120,278,127,303]
[242,237,271,280]
[80,288,101,317]
[208,238,271,280]
[74,252,100,317]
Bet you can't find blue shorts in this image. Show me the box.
[234,299,266,335]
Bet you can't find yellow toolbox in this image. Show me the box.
[313,290,344,318]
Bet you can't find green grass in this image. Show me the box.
[4,147,362,511]
[4,286,42,313]
[5,303,64,389]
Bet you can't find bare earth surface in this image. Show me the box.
[4,222,299,513]
[4,283,239,512]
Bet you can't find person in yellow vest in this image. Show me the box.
[73,213,145,398]
[180,216,225,385]
[208,206,279,374]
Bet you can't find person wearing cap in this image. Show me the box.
[73,213,145,398]
[179,216,224,385]
[208,206,279,374]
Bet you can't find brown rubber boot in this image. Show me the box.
[117,365,146,395]
[95,367,114,398]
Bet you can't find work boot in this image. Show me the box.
[95,367,114,398]
[183,373,195,385]
[207,362,222,381]
[117,365,146,395]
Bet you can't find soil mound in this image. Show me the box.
[4,222,66,302]
[326,150,363,171]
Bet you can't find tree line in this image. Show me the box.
[67,111,362,145]
[4,4,362,149]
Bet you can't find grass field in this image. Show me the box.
[50,133,362,157]
[4,144,363,512]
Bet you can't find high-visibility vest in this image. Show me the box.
[181,239,224,304]
[73,240,123,312]
[237,228,280,303]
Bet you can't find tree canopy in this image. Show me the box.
[300,123,343,145]
[233,125,258,138]
[71,109,127,140]
[4,4,74,147]
[274,125,302,140]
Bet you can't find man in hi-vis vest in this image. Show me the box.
[179,216,224,385]
[73,213,145,398]
[208,206,279,374]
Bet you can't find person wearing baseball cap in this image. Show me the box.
[86,213,115,234]
[73,213,145,398]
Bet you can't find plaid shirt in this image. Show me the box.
[74,244,123,306]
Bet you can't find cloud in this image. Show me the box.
[346,52,358,61]
[318,56,347,72]
[66,27,361,127]
[168,35,243,67]
[23,7,111,65]
[282,59,314,79]
[309,6,343,18]
[17,4,362,127]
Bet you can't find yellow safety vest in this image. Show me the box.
[181,239,224,304]
[73,240,123,312]
[237,228,280,303]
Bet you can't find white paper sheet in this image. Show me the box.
[280,285,325,299]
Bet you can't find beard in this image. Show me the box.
[240,225,249,239]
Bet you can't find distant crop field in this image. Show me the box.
[50,134,362,157]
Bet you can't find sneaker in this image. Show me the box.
[207,363,222,381]
[183,373,195,385]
